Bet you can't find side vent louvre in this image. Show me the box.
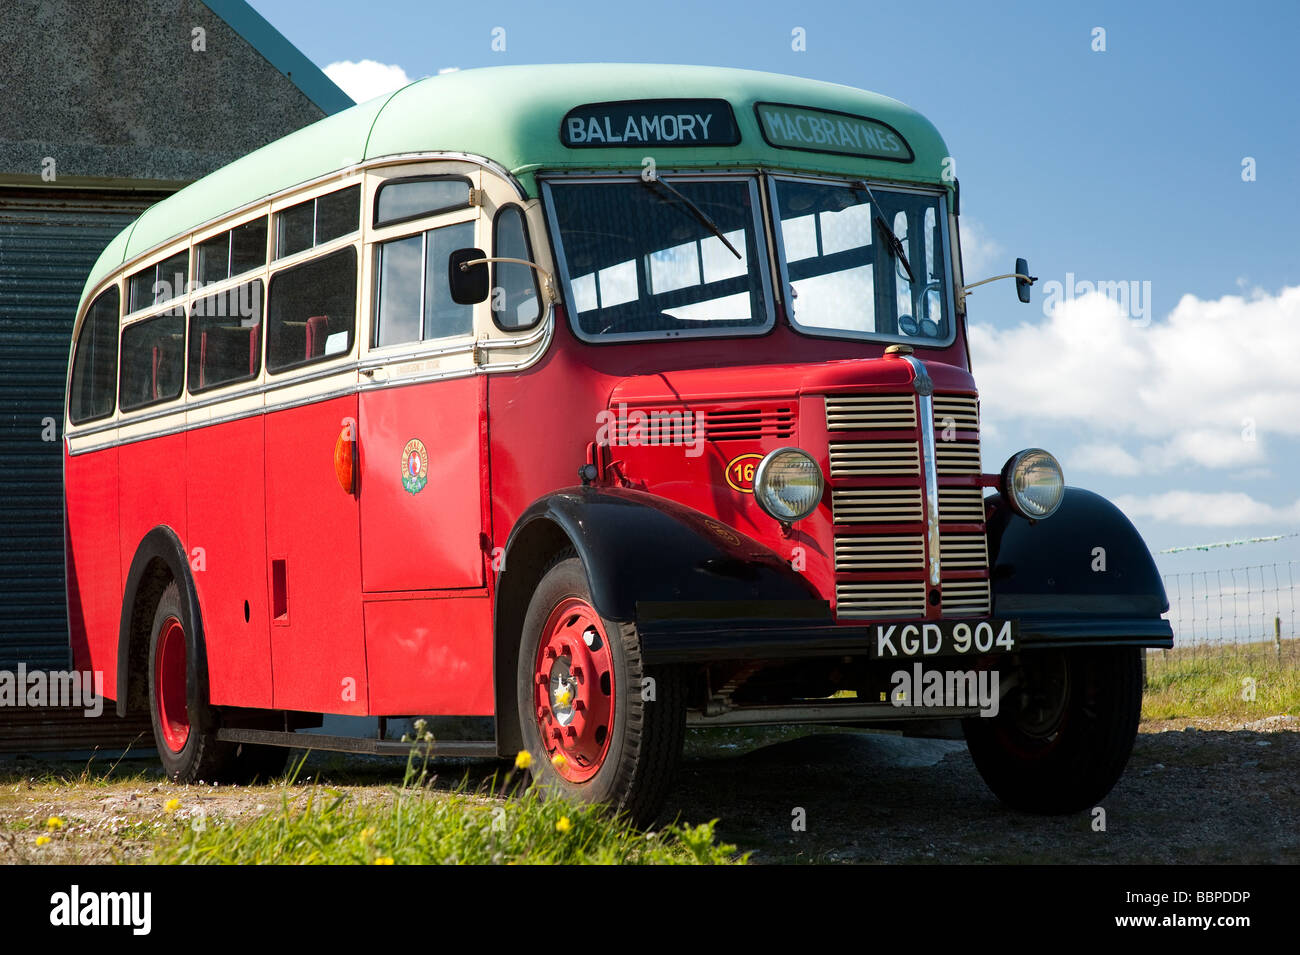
[703,407,794,441]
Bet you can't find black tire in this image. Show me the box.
[962,646,1143,814]
[147,581,239,782]
[515,555,685,828]
[146,580,288,784]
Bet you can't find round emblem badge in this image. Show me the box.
[401,438,428,494]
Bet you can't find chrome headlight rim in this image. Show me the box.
[753,446,825,523]
[1000,448,1065,520]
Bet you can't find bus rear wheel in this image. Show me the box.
[962,646,1143,814]
[515,555,685,828]
[147,581,287,784]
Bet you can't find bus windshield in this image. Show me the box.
[770,177,951,344]
[544,177,773,342]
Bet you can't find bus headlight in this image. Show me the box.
[1000,449,1064,519]
[754,448,824,523]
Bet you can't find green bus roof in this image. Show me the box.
[81,63,951,304]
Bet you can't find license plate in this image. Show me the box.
[869,619,1018,659]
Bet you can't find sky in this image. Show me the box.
[249,0,1300,632]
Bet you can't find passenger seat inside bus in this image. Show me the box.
[197,325,259,388]
[304,315,328,359]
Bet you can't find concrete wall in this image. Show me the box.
[0,0,328,184]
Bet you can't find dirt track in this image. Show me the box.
[2,717,1296,863]
[670,717,1300,863]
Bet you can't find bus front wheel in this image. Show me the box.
[962,646,1143,814]
[515,555,685,828]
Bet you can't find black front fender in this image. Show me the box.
[505,486,827,624]
[987,487,1173,647]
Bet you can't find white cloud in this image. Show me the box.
[955,216,1005,284]
[1112,491,1300,528]
[1069,442,1143,477]
[324,60,413,103]
[970,285,1300,473]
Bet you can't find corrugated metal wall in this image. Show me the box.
[0,189,162,670]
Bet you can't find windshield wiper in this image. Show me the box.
[641,176,742,259]
[851,180,916,285]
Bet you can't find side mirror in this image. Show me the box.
[448,248,489,305]
[1015,257,1034,304]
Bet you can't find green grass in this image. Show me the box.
[1143,639,1300,721]
[149,752,746,865]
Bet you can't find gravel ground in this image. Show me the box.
[2,717,1296,864]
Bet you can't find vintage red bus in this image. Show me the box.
[64,64,1172,824]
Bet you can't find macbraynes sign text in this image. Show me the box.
[562,99,740,148]
[755,102,913,162]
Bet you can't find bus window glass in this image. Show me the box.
[316,186,360,245]
[188,280,264,393]
[275,200,315,258]
[230,217,268,276]
[274,186,360,260]
[773,179,949,343]
[375,177,472,227]
[491,206,541,331]
[68,287,120,424]
[374,222,475,347]
[196,232,231,286]
[120,309,186,411]
[375,235,424,347]
[424,221,475,339]
[545,178,771,341]
[128,250,189,312]
[267,247,357,372]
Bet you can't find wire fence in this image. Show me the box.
[1154,561,1299,668]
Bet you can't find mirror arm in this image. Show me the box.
[960,271,1038,294]
[458,256,558,303]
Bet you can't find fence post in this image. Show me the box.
[1276,615,1283,667]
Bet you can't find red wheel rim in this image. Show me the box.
[532,597,615,783]
[155,616,190,753]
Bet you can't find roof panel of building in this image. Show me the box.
[82,64,950,302]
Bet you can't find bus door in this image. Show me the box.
[262,194,368,714]
[357,172,485,594]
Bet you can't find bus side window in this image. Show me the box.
[267,247,357,372]
[188,280,264,393]
[373,221,474,347]
[491,205,541,331]
[69,287,120,424]
[120,309,186,412]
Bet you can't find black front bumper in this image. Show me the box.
[635,600,1174,665]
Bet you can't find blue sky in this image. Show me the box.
[250,0,1300,612]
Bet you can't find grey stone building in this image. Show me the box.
[0,0,350,750]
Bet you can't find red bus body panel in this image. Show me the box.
[264,395,368,714]
[65,446,122,697]
[358,376,485,593]
[187,415,273,708]
[362,594,494,714]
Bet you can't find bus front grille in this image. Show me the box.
[825,392,991,620]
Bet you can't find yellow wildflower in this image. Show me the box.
[35,835,51,846]
[45,816,64,831]
[556,816,572,834]
[373,856,394,865]
[514,750,532,770]
[164,798,181,812]
[551,752,567,770]
[359,826,376,844]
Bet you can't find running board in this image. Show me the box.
[687,703,981,727]
[217,727,499,758]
